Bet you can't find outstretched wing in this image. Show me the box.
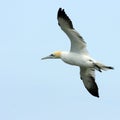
[57,8,88,54]
[80,67,99,97]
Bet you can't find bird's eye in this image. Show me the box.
[50,54,54,56]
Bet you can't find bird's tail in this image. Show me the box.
[94,62,114,72]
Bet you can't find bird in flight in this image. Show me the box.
[42,8,114,97]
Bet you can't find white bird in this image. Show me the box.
[42,8,114,97]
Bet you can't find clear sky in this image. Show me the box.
[0,0,120,120]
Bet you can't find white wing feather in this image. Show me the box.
[57,8,88,54]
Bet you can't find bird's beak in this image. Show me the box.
[41,55,54,60]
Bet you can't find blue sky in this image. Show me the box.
[0,0,120,120]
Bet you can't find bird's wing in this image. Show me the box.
[80,67,99,97]
[57,8,88,54]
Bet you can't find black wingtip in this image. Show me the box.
[87,76,99,98]
[57,8,64,19]
[57,8,73,29]
[88,89,99,98]
[58,8,63,11]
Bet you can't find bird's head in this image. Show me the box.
[41,51,62,60]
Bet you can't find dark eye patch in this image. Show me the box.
[50,54,54,56]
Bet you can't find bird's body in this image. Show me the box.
[42,8,114,97]
[60,51,94,67]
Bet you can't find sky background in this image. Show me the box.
[0,0,120,120]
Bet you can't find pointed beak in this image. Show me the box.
[41,55,54,60]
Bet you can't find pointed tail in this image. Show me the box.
[94,62,114,72]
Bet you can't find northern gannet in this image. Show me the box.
[42,8,114,97]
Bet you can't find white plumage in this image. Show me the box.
[42,8,114,97]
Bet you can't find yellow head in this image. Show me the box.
[41,51,62,60]
[53,51,61,58]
